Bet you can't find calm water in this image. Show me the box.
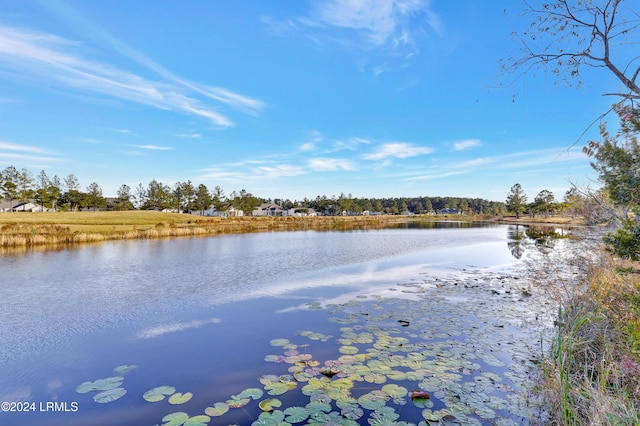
[0,223,557,425]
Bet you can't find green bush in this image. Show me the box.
[603,220,640,261]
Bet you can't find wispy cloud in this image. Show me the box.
[137,318,220,339]
[301,0,441,54]
[135,145,172,151]
[39,1,266,116]
[308,158,356,171]
[197,163,305,184]
[451,139,482,151]
[406,170,469,181]
[0,25,263,128]
[0,141,55,154]
[404,147,585,182]
[255,164,305,179]
[363,142,433,160]
[174,133,201,139]
[332,137,370,152]
[0,141,61,165]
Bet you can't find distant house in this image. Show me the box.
[287,207,317,217]
[252,203,286,217]
[195,206,244,217]
[5,201,49,212]
[438,208,463,215]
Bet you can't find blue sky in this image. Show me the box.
[0,0,623,202]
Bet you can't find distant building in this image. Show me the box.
[438,208,462,215]
[252,203,286,216]
[0,200,49,212]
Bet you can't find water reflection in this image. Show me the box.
[507,224,569,259]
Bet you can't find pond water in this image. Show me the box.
[0,222,568,425]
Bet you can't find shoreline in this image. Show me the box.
[0,211,584,251]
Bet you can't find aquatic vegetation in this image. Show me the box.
[143,386,177,402]
[70,266,554,424]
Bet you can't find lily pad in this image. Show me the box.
[283,406,309,423]
[341,405,364,420]
[339,345,359,355]
[258,398,282,412]
[93,387,126,403]
[269,338,290,347]
[184,415,211,426]
[227,394,251,408]
[205,402,229,417]
[382,384,407,399]
[162,412,189,426]
[113,364,137,374]
[76,376,124,394]
[143,386,176,402]
[239,387,264,400]
[168,392,193,405]
[251,410,287,426]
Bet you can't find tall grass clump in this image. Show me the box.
[542,252,640,425]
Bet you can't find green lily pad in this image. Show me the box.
[168,392,193,405]
[341,405,364,420]
[339,345,359,355]
[113,364,137,374]
[93,387,126,403]
[264,382,292,395]
[258,398,282,412]
[226,394,251,408]
[162,412,189,426]
[143,386,176,402]
[251,410,287,426]
[283,406,309,423]
[76,376,124,394]
[205,402,229,417]
[357,391,388,410]
[184,415,211,426]
[382,384,407,398]
[239,387,264,400]
[269,338,290,347]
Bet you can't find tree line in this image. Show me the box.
[0,165,507,215]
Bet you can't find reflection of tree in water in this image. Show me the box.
[507,224,565,259]
[507,225,528,259]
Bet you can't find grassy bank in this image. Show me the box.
[0,211,473,250]
[541,252,640,425]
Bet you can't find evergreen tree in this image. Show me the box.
[505,183,527,218]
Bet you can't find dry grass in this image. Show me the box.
[541,253,640,425]
[0,211,449,249]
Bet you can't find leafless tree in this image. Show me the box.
[506,0,640,100]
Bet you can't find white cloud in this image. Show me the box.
[299,142,316,151]
[0,141,60,165]
[174,133,202,139]
[451,139,482,151]
[0,25,263,128]
[302,0,440,54]
[308,158,356,171]
[363,142,433,160]
[0,141,54,154]
[136,145,172,151]
[197,163,305,184]
[137,318,220,339]
[332,137,370,151]
[255,164,305,179]
[406,170,469,181]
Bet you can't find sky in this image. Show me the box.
[0,0,628,203]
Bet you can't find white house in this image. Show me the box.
[2,201,49,212]
[252,203,286,217]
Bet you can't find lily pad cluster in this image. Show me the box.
[75,364,137,403]
[73,267,552,425]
